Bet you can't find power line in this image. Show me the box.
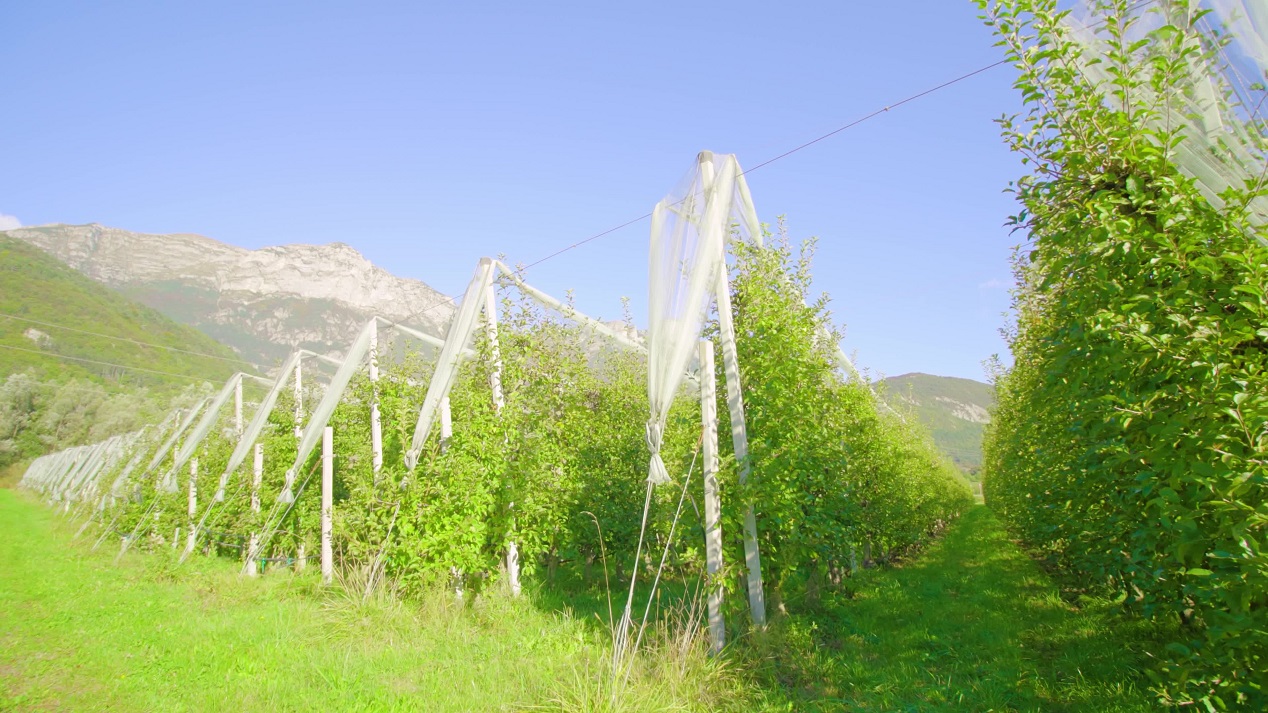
[739,61,1010,176]
[0,343,220,382]
[402,60,1016,323]
[0,312,259,370]
[503,0,1163,273]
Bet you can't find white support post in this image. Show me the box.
[294,355,304,440]
[321,426,333,586]
[296,543,306,573]
[483,277,518,596]
[704,154,767,628]
[235,376,244,437]
[251,444,263,514]
[439,396,452,451]
[247,534,259,577]
[369,319,384,479]
[483,271,505,411]
[248,443,262,577]
[186,458,198,554]
[699,340,726,654]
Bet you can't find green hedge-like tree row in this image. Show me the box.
[103,235,970,626]
[978,0,1267,706]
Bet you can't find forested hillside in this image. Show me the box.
[0,236,245,470]
[880,373,993,475]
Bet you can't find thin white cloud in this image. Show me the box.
[978,278,1008,290]
[0,213,20,231]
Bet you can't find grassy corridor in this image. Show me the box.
[754,505,1169,711]
[1,489,1167,712]
[0,489,605,712]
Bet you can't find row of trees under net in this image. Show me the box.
[21,152,973,658]
[979,0,1267,707]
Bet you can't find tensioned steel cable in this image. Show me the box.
[395,59,1025,324]
[0,312,259,369]
[0,343,225,381]
[404,0,1164,311]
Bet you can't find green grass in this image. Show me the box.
[0,489,746,712]
[0,490,590,712]
[0,490,1168,712]
[746,506,1170,711]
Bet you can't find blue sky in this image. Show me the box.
[0,1,1026,382]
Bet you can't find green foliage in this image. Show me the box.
[721,228,974,604]
[0,235,244,466]
[59,226,968,657]
[978,0,1268,705]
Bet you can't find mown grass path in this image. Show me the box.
[756,505,1168,711]
[1,488,1167,712]
[0,489,602,712]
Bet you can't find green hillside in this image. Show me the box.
[0,235,247,469]
[0,235,245,384]
[879,373,994,476]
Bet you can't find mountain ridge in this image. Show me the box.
[878,372,994,476]
[3,223,454,368]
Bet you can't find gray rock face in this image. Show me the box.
[4,223,454,368]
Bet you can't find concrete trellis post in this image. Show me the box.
[483,275,519,597]
[369,318,384,479]
[294,355,304,440]
[251,444,263,514]
[248,444,263,577]
[235,377,243,437]
[187,458,198,554]
[483,270,506,411]
[439,396,452,451]
[700,154,767,628]
[321,426,333,586]
[699,340,726,654]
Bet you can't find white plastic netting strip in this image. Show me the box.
[170,374,245,472]
[1064,0,1268,227]
[147,397,212,491]
[646,154,736,485]
[213,352,304,501]
[279,326,373,503]
[405,259,496,471]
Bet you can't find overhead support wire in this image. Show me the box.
[0,343,232,382]
[0,312,263,370]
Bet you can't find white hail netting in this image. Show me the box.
[22,431,134,504]
[377,316,453,352]
[1065,0,1268,226]
[164,373,246,493]
[646,152,753,485]
[153,397,212,492]
[214,352,304,501]
[72,435,126,502]
[403,255,653,476]
[279,324,372,503]
[103,430,148,505]
[493,260,649,353]
[406,258,496,471]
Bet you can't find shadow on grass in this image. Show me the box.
[741,505,1170,712]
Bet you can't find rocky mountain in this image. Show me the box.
[879,373,995,477]
[3,224,454,369]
